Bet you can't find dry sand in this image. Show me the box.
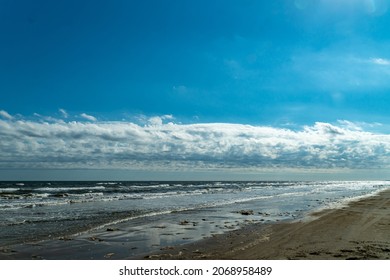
[1,189,390,260]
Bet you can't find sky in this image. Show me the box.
[1,0,390,180]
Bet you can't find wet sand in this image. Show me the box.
[1,189,390,260]
[149,189,390,259]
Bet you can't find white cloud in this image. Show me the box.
[0,115,390,171]
[148,116,163,126]
[59,108,68,118]
[370,58,390,65]
[148,115,174,126]
[80,113,97,122]
[0,110,13,120]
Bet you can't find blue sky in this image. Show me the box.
[1,0,390,180]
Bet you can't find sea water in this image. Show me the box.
[0,181,389,252]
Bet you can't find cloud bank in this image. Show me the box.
[1,112,390,171]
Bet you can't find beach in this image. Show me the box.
[1,187,389,260]
[150,188,390,260]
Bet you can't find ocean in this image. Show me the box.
[1,181,389,257]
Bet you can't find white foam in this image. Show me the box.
[304,186,390,222]
[35,186,106,192]
[0,188,20,193]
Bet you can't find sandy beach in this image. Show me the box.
[1,188,389,260]
[150,189,390,260]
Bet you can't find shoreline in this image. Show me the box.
[145,188,390,260]
[1,188,390,260]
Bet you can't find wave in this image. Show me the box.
[35,186,106,192]
[0,188,20,193]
